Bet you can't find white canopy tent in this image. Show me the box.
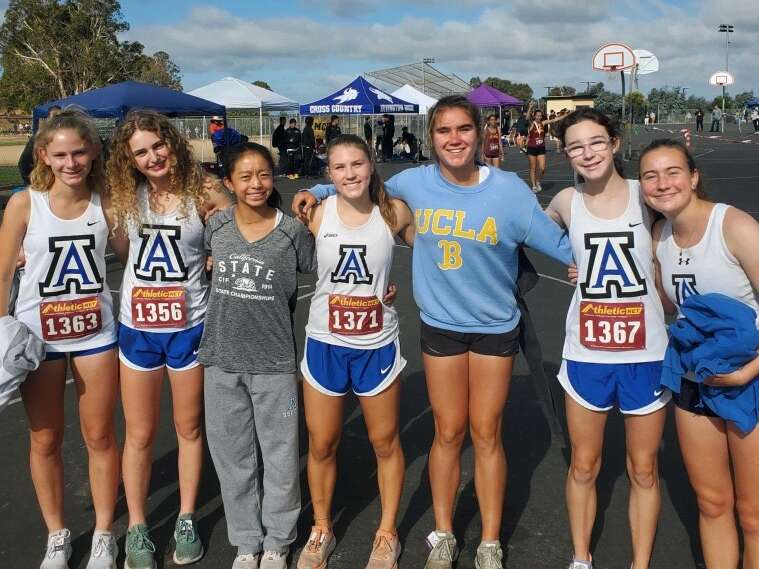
[186,77,299,143]
[391,84,438,114]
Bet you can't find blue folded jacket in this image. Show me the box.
[662,293,759,433]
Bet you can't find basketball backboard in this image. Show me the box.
[709,71,734,86]
[592,43,636,72]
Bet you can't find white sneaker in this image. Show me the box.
[86,531,118,569]
[537,183,543,192]
[232,553,261,569]
[568,559,593,569]
[259,550,288,569]
[40,529,72,569]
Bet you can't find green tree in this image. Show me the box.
[647,87,686,115]
[0,0,182,110]
[548,85,576,96]
[625,91,647,122]
[734,90,754,108]
[712,95,734,109]
[685,95,709,110]
[481,77,533,103]
[593,90,623,117]
[253,80,273,91]
[469,76,482,88]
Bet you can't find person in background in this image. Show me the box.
[325,115,342,145]
[514,110,530,154]
[284,118,302,180]
[364,116,373,156]
[394,127,419,161]
[710,107,722,132]
[381,114,395,162]
[481,114,503,169]
[301,116,316,178]
[375,118,385,159]
[272,117,287,173]
[752,107,759,134]
[695,109,705,132]
[18,106,62,186]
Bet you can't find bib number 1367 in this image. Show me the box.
[579,301,646,351]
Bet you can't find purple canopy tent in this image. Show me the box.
[467,84,523,128]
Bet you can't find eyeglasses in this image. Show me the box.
[565,139,613,158]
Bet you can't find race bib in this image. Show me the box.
[131,286,187,329]
[40,296,102,342]
[328,294,383,336]
[579,301,645,351]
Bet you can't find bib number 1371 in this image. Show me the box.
[329,294,383,336]
[579,301,646,351]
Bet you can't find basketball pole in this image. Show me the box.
[620,70,631,160]
[722,84,726,133]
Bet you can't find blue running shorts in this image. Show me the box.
[301,337,406,397]
[118,322,204,372]
[558,359,670,415]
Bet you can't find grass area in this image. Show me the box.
[0,165,22,186]
[0,136,29,146]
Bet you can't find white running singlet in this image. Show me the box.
[657,203,759,319]
[563,180,668,363]
[119,184,208,331]
[15,190,116,352]
[306,195,398,348]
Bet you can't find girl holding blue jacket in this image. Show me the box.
[293,95,572,569]
[642,139,759,569]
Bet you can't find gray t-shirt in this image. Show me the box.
[198,207,315,373]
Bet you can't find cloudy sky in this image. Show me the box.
[122,0,756,101]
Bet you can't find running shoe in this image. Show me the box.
[297,527,336,569]
[259,550,288,569]
[40,528,72,569]
[423,531,458,569]
[231,553,260,569]
[475,541,503,569]
[365,532,401,569]
[173,513,204,565]
[124,524,156,569]
[568,559,593,569]
[537,183,543,192]
[86,530,118,569]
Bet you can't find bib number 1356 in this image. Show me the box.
[579,301,646,351]
[131,286,187,329]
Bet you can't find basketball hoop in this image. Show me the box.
[592,43,636,73]
[709,71,734,86]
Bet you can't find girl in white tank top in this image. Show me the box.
[641,139,759,567]
[0,110,121,568]
[546,109,669,569]
[298,135,414,569]
[106,110,231,566]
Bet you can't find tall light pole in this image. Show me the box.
[718,24,734,132]
[421,57,435,95]
[580,81,598,94]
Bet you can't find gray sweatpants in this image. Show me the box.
[204,366,300,554]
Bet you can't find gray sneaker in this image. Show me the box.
[424,531,458,569]
[86,531,118,569]
[40,529,72,569]
[259,550,288,569]
[475,541,503,569]
[231,553,260,569]
[173,513,204,565]
[568,560,593,569]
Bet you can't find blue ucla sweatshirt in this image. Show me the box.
[311,164,572,334]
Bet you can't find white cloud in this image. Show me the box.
[126,1,759,101]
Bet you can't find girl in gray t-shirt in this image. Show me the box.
[200,142,314,568]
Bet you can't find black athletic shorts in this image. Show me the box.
[526,145,546,156]
[420,321,520,357]
[672,379,717,417]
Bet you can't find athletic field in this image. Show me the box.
[2,124,757,568]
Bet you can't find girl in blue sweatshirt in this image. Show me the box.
[294,95,572,569]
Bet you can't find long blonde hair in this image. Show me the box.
[106,110,205,230]
[326,134,396,227]
[30,109,106,192]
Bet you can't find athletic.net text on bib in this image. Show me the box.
[328,294,383,336]
[131,286,187,329]
[579,301,646,351]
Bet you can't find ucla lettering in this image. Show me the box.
[415,209,498,245]
[134,224,187,281]
[672,274,699,306]
[331,244,373,284]
[581,232,647,298]
[437,240,463,270]
[39,235,103,297]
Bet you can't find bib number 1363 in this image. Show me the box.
[329,294,383,336]
[131,286,187,329]
[40,296,102,341]
[579,301,646,351]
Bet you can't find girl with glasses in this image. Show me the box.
[545,108,670,569]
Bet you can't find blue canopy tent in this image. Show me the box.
[300,76,418,115]
[32,81,226,130]
[746,98,759,108]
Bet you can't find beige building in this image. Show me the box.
[544,95,595,116]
